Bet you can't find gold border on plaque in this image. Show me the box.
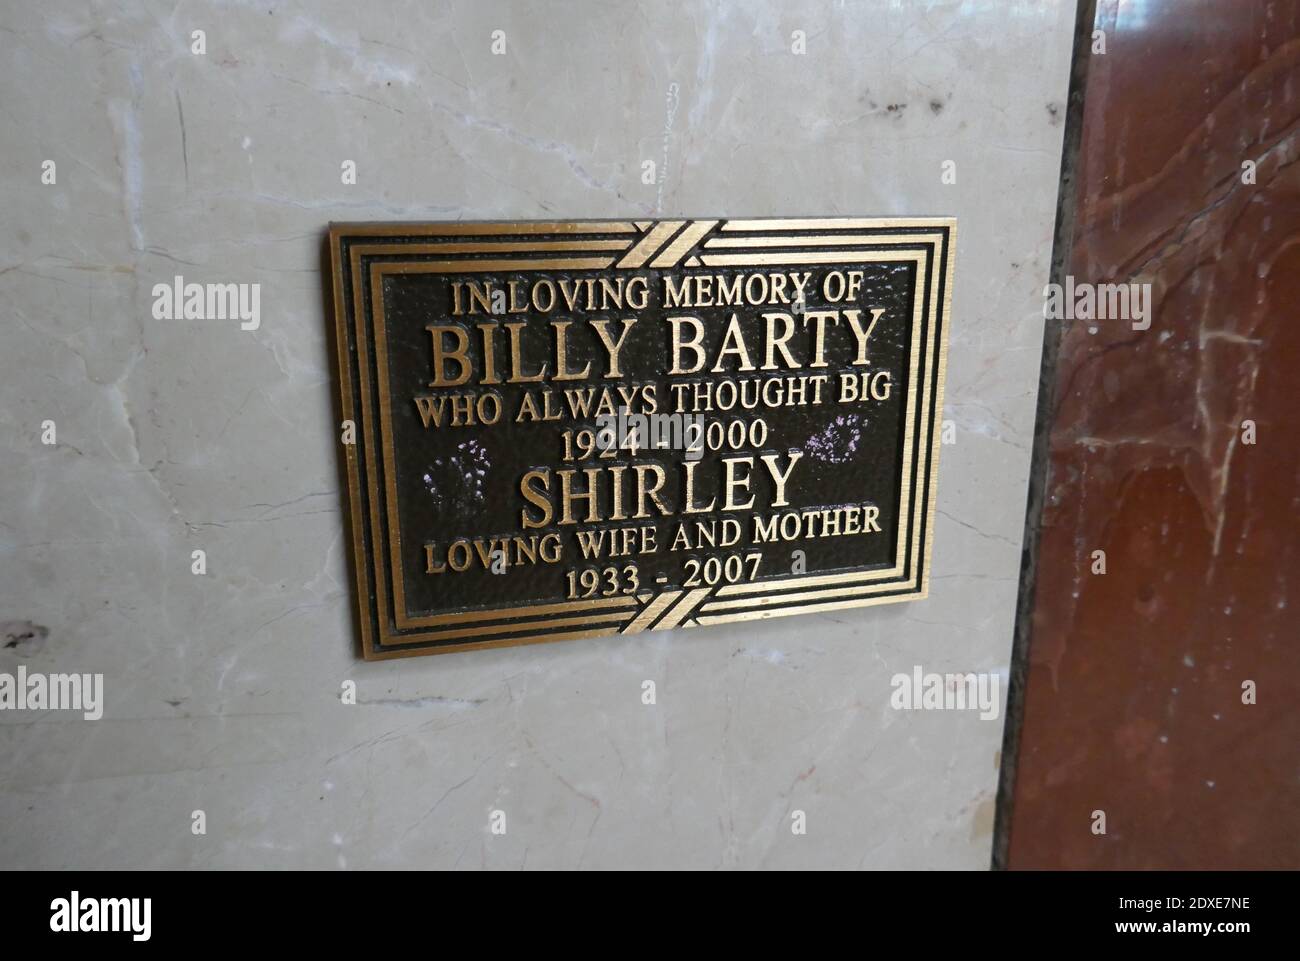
[328,218,955,659]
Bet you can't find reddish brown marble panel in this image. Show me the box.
[1007,0,1300,868]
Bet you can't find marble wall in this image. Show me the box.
[1006,0,1300,869]
[0,1,1075,869]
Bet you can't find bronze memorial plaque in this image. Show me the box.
[328,218,955,659]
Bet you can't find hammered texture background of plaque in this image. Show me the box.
[328,218,954,659]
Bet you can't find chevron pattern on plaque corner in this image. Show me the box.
[616,219,720,270]
[620,586,715,635]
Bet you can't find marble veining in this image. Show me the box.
[1,1,1074,869]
